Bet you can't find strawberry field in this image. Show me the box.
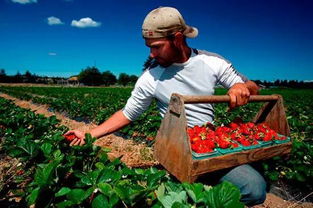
[0,85,312,206]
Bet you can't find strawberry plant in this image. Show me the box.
[1,86,312,196]
[0,97,244,207]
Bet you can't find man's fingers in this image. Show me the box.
[229,94,237,109]
[73,139,81,146]
[70,138,80,146]
[240,90,250,105]
[237,94,244,106]
[69,138,77,146]
[79,139,86,146]
[64,130,74,136]
[227,83,251,108]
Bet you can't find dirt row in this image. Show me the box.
[0,93,158,168]
[1,92,312,208]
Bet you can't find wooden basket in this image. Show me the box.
[154,94,292,183]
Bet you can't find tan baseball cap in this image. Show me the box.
[142,7,198,39]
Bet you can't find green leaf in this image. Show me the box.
[92,194,109,208]
[40,143,53,157]
[27,187,40,205]
[203,181,244,208]
[172,201,190,208]
[56,200,73,208]
[81,170,100,186]
[164,181,183,193]
[55,187,71,197]
[157,191,187,208]
[108,194,120,207]
[147,171,166,187]
[182,183,204,203]
[155,183,165,198]
[97,168,121,184]
[134,168,145,174]
[98,183,113,196]
[95,162,105,170]
[53,149,64,161]
[34,160,60,187]
[67,189,87,204]
[98,183,119,206]
[114,185,148,206]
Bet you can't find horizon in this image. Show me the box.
[1,0,313,82]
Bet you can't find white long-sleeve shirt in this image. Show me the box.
[122,49,247,127]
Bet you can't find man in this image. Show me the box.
[65,7,265,206]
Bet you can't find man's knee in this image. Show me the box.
[238,168,267,206]
[220,164,267,206]
[243,182,267,206]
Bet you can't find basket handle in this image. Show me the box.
[174,94,280,104]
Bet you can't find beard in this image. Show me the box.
[155,58,172,68]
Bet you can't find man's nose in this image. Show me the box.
[149,49,157,59]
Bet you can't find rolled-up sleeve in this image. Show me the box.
[217,60,248,89]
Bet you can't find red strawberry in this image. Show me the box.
[191,136,201,143]
[241,139,251,146]
[229,122,239,130]
[64,134,76,141]
[247,122,255,129]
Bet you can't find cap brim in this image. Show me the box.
[184,25,198,38]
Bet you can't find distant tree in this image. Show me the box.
[24,70,36,83]
[78,66,104,86]
[102,70,117,86]
[0,69,5,76]
[129,75,138,85]
[118,73,130,86]
[263,80,270,88]
[0,69,7,82]
[273,79,281,87]
[253,80,262,85]
[13,71,22,83]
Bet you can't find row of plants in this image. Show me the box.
[0,86,161,142]
[0,97,244,207]
[1,87,312,140]
[1,86,312,188]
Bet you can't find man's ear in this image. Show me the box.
[173,32,184,47]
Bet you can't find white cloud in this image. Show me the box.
[11,0,37,4]
[48,52,57,56]
[47,16,64,25]
[71,17,101,28]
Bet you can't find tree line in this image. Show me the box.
[0,67,138,86]
[254,79,313,89]
[0,67,312,88]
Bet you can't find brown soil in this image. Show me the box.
[0,92,311,208]
[0,93,158,168]
[252,193,313,208]
[0,155,20,192]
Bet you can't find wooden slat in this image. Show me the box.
[154,94,194,182]
[253,95,290,136]
[190,142,292,181]
[177,94,280,104]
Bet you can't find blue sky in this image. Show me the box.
[0,0,312,81]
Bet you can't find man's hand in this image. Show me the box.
[63,130,86,146]
[227,83,250,109]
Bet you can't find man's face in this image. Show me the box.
[145,37,180,67]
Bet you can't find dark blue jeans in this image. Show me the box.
[220,164,267,206]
